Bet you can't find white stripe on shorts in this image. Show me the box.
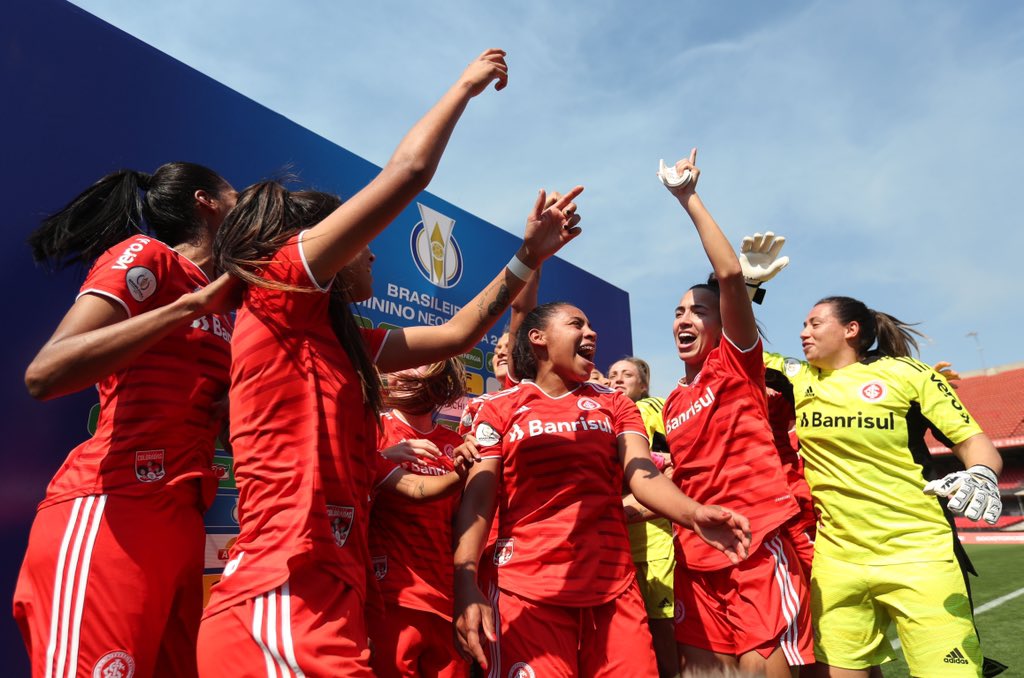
[251,585,306,678]
[765,535,803,666]
[44,495,107,678]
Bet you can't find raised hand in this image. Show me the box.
[658,148,701,199]
[740,231,790,285]
[519,185,584,267]
[453,434,482,465]
[380,438,441,463]
[691,504,751,564]
[459,49,509,96]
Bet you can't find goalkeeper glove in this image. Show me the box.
[739,232,790,304]
[923,464,1002,524]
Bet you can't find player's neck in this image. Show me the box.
[532,366,582,397]
[173,229,216,280]
[392,408,435,433]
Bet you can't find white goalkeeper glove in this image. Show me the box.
[739,231,790,303]
[923,464,1002,524]
[657,158,692,189]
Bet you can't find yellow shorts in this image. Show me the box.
[629,519,676,620]
[811,553,981,676]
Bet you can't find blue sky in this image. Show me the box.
[71,0,1024,396]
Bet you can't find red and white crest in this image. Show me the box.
[494,538,514,566]
[93,650,136,678]
[327,505,355,548]
[508,662,535,678]
[134,450,165,483]
[859,381,887,403]
[372,555,388,580]
[577,397,600,411]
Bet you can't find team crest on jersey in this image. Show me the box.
[576,396,600,411]
[475,422,501,447]
[783,358,801,377]
[508,663,535,678]
[134,450,165,483]
[92,650,135,678]
[411,203,463,288]
[327,505,355,547]
[859,380,887,402]
[494,538,514,566]
[373,555,388,580]
[125,266,157,302]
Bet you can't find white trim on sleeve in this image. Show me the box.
[723,331,761,354]
[373,465,403,491]
[618,430,651,444]
[296,230,331,292]
[76,289,132,318]
[372,330,392,363]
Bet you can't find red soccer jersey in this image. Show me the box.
[664,338,798,571]
[766,388,813,509]
[41,235,231,510]
[471,381,645,606]
[205,233,389,617]
[369,411,461,621]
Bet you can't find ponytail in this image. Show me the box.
[818,296,924,359]
[29,170,146,269]
[29,162,228,270]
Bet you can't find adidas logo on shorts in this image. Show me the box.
[943,648,969,665]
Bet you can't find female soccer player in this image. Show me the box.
[15,162,238,678]
[764,297,1003,677]
[453,301,751,678]
[658,150,813,676]
[608,357,678,678]
[198,49,589,677]
[369,359,471,678]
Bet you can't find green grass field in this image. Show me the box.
[880,544,1024,677]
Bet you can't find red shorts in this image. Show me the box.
[13,488,205,678]
[783,508,816,579]
[494,579,658,678]
[368,605,468,678]
[674,532,814,666]
[197,563,372,677]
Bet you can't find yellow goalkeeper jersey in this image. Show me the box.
[763,353,982,565]
[628,396,674,562]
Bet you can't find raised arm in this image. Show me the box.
[377,187,582,372]
[301,50,509,287]
[619,432,751,563]
[663,149,759,350]
[25,274,239,400]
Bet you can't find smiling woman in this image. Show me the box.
[657,149,814,676]
[452,301,751,677]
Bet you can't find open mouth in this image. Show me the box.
[576,343,596,361]
[677,332,697,350]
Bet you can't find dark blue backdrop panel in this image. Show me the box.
[1,0,631,669]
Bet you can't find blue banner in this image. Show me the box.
[1,0,631,668]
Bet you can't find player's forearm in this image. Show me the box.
[453,471,497,581]
[622,493,658,523]
[25,294,204,400]
[678,193,743,283]
[386,469,463,502]
[954,433,1003,475]
[628,468,699,530]
[379,268,525,372]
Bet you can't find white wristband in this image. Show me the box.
[506,254,534,281]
